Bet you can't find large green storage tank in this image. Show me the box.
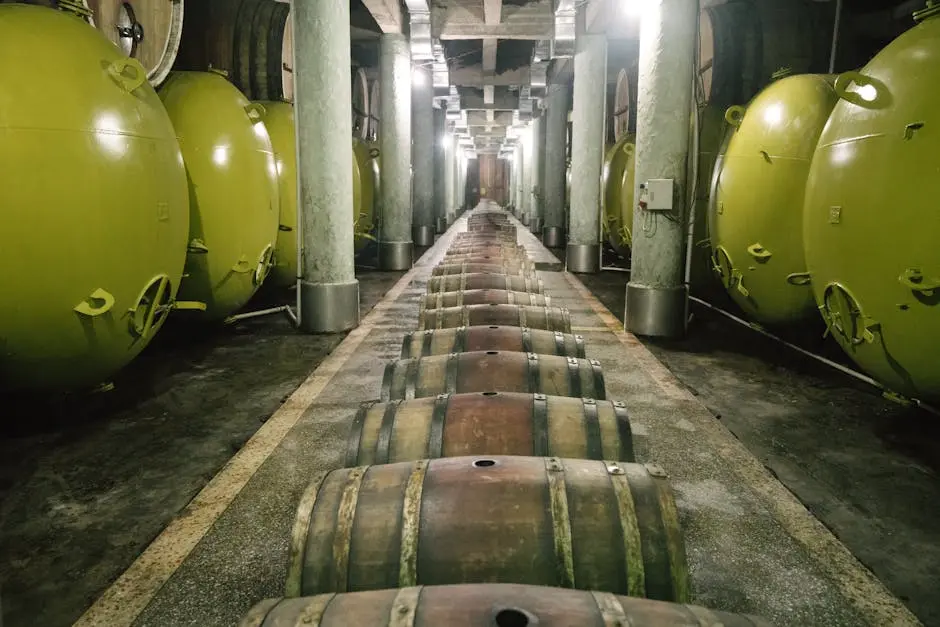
[601,135,636,255]
[158,71,280,319]
[259,103,377,288]
[353,140,378,253]
[710,74,838,325]
[803,4,940,400]
[0,6,189,391]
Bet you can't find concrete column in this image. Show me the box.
[530,114,546,233]
[378,33,413,270]
[411,65,435,246]
[567,29,607,273]
[457,152,466,211]
[433,107,447,232]
[515,140,526,219]
[445,132,456,223]
[626,0,697,338]
[543,83,570,247]
[294,0,358,333]
[508,154,516,211]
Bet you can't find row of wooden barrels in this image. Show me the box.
[240,210,772,626]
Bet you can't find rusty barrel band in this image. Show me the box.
[333,467,367,591]
[506,291,516,305]
[375,400,403,464]
[590,359,606,400]
[287,471,328,596]
[581,398,604,459]
[404,358,419,400]
[590,591,629,626]
[388,586,422,627]
[545,457,576,588]
[531,393,550,456]
[452,326,468,353]
[574,334,586,359]
[345,402,374,466]
[521,327,533,353]
[238,597,282,627]
[399,460,429,587]
[566,357,583,398]
[526,352,541,393]
[427,394,449,458]
[380,362,395,401]
[401,331,415,359]
[294,593,338,627]
[607,461,646,597]
[460,273,468,292]
[445,352,460,394]
[421,330,434,357]
[553,331,566,356]
[519,305,528,328]
[613,401,635,462]
[649,465,690,602]
[461,307,471,328]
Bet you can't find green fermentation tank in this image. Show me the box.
[260,104,376,288]
[258,101,299,289]
[601,135,636,255]
[803,4,940,400]
[159,71,280,319]
[353,139,378,253]
[0,6,189,391]
[710,74,838,325]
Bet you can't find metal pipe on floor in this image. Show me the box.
[224,305,299,326]
[293,0,359,333]
[378,33,414,270]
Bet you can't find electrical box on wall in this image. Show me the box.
[645,179,674,211]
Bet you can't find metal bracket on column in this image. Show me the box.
[551,0,576,58]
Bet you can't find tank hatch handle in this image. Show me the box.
[746,243,773,262]
[899,268,940,294]
[244,103,267,124]
[74,288,115,317]
[232,255,253,274]
[107,58,147,93]
[187,239,209,254]
[821,283,877,345]
[787,272,812,286]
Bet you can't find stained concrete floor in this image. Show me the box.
[578,270,940,626]
[0,268,404,627]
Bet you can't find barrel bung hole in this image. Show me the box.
[489,325,499,329]
[482,391,498,396]
[485,351,499,355]
[494,608,535,627]
[473,459,496,468]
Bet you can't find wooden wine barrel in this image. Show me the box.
[452,236,517,246]
[420,290,550,310]
[418,304,571,333]
[446,244,524,256]
[345,392,634,466]
[85,0,184,87]
[400,326,586,359]
[443,254,534,269]
[287,457,688,599]
[433,263,537,278]
[427,273,543,294]
[467,223,515,234]
[245,584,771,627]
[381,351,605,400]
[699,0,827,108]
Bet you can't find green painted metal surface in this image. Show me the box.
[710,74,837,325]
[258,101,298,289]
[158,71,280,319]
[601,135,636,255]
[804,6,940,400]
[0,6,189,390]
[353,139,378,252]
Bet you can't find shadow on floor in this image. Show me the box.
[579,269,940,625]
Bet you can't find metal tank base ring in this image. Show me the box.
[542,227,565,249]
[378,241,414,271]
[413,225,436,247]
[566,243,600,274]
[299,280,360,333]
[625,283,688,339]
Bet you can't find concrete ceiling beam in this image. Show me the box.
[360,0,403,33]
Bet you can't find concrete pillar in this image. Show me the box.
[626,0,697,337]
[294,0,358,333]
[445,132,456,223]
[543,83,569,248]
[433,107,447,232]
[515,138,526,220]
[530,114,546,233]
[411,65,435,246]
[378,33,413,270]
[457,152,466,211]
[567,28,607,273]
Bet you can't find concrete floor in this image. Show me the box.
[578,270,940,626]
[0,269,403,627]
[0,209,928,627]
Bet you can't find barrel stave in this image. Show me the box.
[432,263,537,278]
